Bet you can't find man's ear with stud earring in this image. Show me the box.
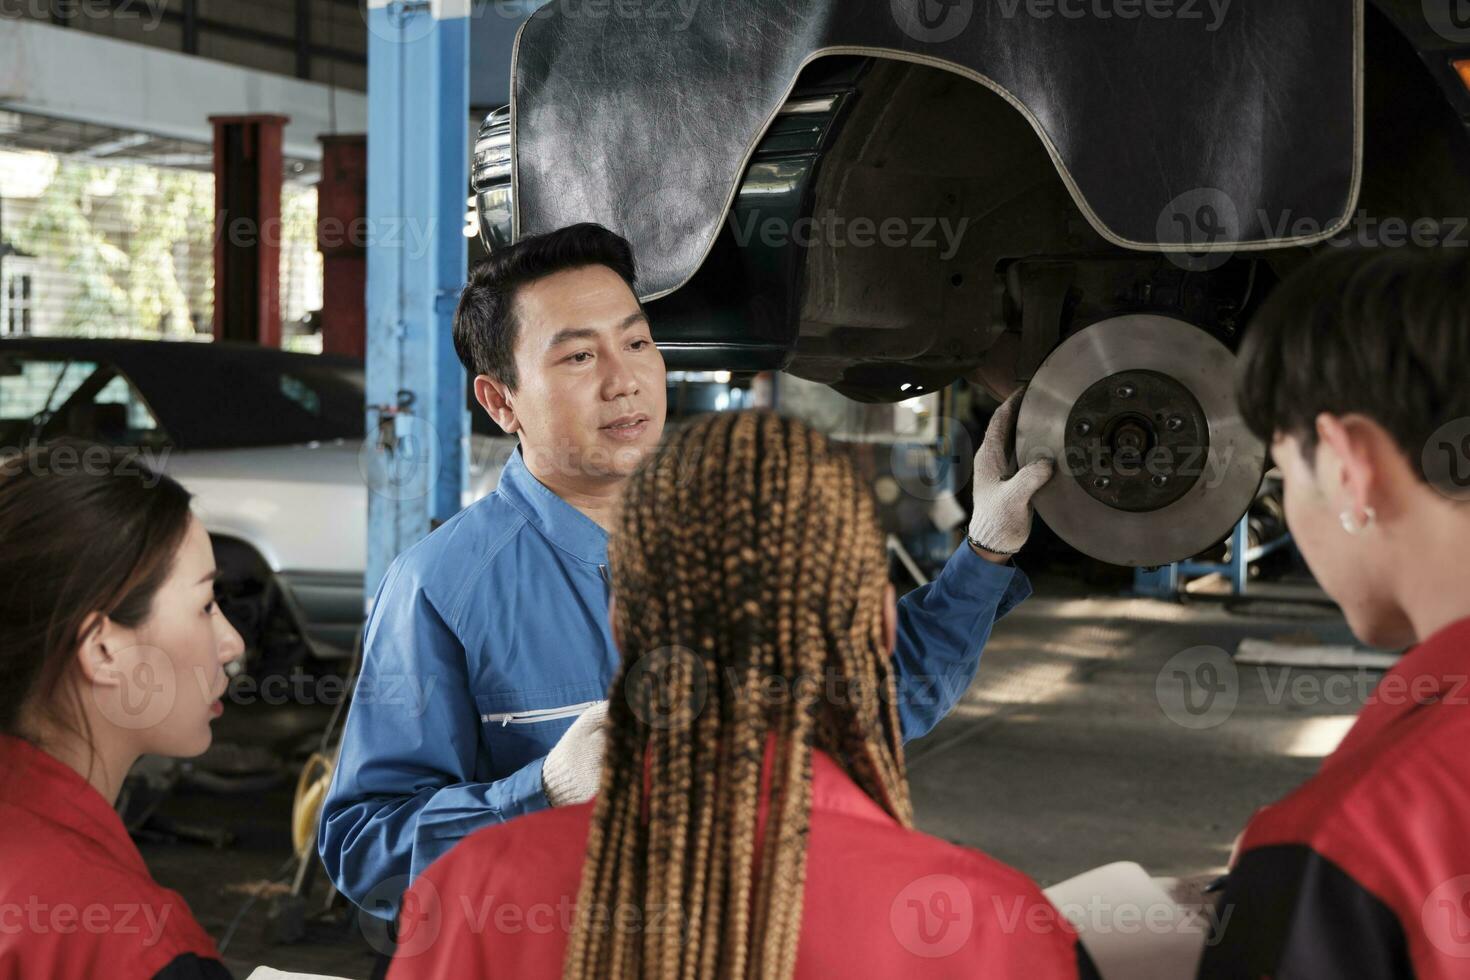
[1316,413,1378,537]
[1340,504,1376,535]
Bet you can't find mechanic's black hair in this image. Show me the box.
[452,222,638,391]
[1236,247,1470,486]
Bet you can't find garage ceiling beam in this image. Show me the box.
[77,131,152,158]
[0,18,366,161]
[73,0,367,68]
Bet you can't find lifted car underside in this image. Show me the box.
[476,0,1470,563]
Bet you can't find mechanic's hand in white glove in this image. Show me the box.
[967,390,1054,559]
[541,700,609,807]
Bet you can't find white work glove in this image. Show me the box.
[541,701,609,807]
[967,390,1054,556]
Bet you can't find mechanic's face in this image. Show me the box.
[1272,432,1413,648]
[491,265,666,483]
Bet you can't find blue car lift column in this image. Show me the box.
[1133,514,1294,598]
[363,0,471,600]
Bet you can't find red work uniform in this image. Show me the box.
[385,750,1095,978]
[1199,616,1470,979]
[0,734,231,980]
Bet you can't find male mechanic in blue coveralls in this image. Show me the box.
[319,223,1054,919]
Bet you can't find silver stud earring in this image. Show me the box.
[1339,506,1377,535]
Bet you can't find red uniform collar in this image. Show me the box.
[638,733,903,830]
[807,749,901,825]
[0,733,148,876]
[1333,614,1470,758]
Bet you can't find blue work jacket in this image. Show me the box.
[319,446,1030,919]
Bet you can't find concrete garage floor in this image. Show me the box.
[907,569,1368,889]
[140,568,1374,979]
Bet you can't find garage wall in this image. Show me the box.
[0,146,321,342]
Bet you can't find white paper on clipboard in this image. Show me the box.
[1043,862,1211,980]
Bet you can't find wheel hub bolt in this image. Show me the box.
[1166,416,1185,432]
[1116,383,1136,399]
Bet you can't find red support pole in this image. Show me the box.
[211,114,288,347]
[317,134,367,359]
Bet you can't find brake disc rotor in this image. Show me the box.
[1015,315,1266,567]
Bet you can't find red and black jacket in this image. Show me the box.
[0,735,232,980]
[1199,616,1470,979]
[381,748,1098,979]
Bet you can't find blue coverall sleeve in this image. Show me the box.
[892,543,1032,741]
[316,559,550,920]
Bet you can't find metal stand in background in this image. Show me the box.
[1132,512,1294,598]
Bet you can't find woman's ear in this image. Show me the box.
[74,611,123,688]
[882,582,898,654]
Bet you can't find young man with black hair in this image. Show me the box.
[318,223,1054,920]
[1199,246,1470,979]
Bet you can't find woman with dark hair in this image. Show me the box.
[1198,246,1470,979]
[0,442,244,979]
[387,411,1091,979]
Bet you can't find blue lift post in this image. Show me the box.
[1133,513,1294,598]
[364,0,471,602]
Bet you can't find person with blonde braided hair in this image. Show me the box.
[387,410,1094,980]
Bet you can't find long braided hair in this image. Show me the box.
[564,410,913,980]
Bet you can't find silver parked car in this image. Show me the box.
[0,338,513,672]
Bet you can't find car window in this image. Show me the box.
[0,356,166,449]
[0,357,98,447]
[0,358,94,423]
[93,373,163,442]
[115,351,367,450]
[279,371,324,417]
[4,346,509,450]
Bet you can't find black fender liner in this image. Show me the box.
[511,0,1362,300]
